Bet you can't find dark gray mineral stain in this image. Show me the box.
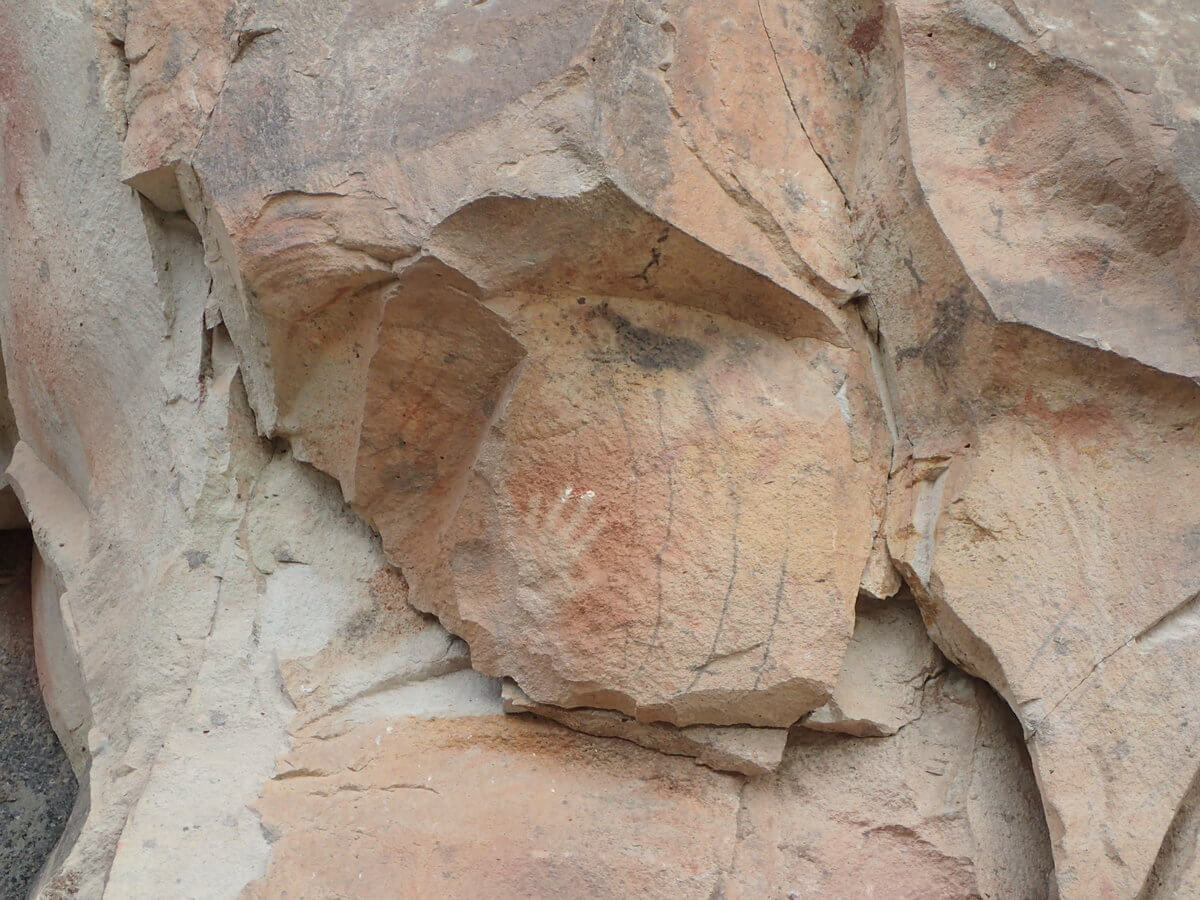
[597,301,707,372]
[0,530,77,899]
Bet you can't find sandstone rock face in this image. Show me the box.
[501,679,789,777]
[0,0,1197,896]
[170,9,885,728]
[805,591,944,737]
[445,290,867,726]
[730,668,1055,900]
[249,669,1051,899]
[860,4,1200,895]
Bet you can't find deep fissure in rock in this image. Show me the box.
[0,528,77,899]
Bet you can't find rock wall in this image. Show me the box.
[0,0,1196,897]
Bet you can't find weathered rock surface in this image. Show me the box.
[857,4,1200,894]
[251,714,745,898]
[1,0,1197,896]
[501,680,788,777]
[250,668,1051,899]
[805,591,944,737]
[161,5,887,726]
[729,668,1055,900]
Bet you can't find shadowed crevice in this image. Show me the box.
[0,529,77,898]
[1139,763,1200,897]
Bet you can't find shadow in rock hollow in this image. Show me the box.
[0,529,76,899]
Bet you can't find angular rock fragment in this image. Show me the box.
[804,591,943,737]
[501,680,787,777]
[729,669,1055,899]
[901,0,1200,381]
[435,288,869,727]
[249,669,1051,898]
[165,1,888,727]
[844,4,1200,895]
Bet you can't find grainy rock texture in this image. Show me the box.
[0,0,1196,896]
[501,679,789,776]
[804,591,944,737]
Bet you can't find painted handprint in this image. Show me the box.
[519,485,610,595]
